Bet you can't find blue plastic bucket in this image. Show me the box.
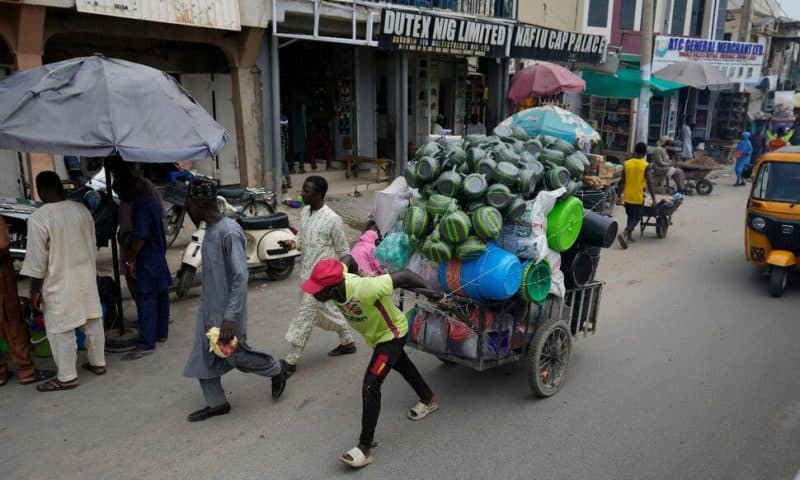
[439,242,522,301]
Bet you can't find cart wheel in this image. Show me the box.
[695,179,713,195]
[527,320,572,398]
[656,217,669,238]
[769,268,788,298]
[436,355,456,366]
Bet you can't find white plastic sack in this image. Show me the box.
[547,248,565,298]
[407,253,442,291]
[373,177,411,235]
[497,187,565,262]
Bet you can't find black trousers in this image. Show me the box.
[624,203,644,235]
[359,335,433,450]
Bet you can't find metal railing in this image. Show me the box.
[371,0,516,18]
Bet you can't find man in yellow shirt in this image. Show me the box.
[303,258,438,469]
[617,142,656,249]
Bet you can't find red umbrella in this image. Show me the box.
[508,62,585,102]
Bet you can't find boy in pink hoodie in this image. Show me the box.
[350,221,384,276]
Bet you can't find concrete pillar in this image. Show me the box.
[486,58,510,131]
[257,35,277,190]
[229,27,264,188]
[11,5,52,198]
[389,51,409,179]
[230,67,263,187]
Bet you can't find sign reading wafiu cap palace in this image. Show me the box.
[652,36,766,83]
[378,9,510,58]
[511,23,607,64]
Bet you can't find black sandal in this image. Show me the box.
[0,371,11,386]
[36,378,79,392]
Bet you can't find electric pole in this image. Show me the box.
[636,0,655,144]
[739,0,753,42]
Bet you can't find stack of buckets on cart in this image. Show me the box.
[372,123,618,361]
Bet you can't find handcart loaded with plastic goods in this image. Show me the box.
[371,113,617,397]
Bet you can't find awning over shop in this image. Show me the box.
[583,68,685,99]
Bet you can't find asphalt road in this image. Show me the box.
[2,173,799,480]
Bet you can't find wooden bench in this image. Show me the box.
[345,155,392,181]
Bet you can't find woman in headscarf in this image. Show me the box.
[734,131,753,186]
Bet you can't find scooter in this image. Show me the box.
[174,207,300,298]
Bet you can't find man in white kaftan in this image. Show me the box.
[21,172,104,391]
[284,176,355,372]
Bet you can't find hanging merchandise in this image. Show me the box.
[439,243,523,301]
[520,260,552,303]
[374,177,412,235]
[547,196,585,252]
[374,232,414,272]
[497,187,565,262]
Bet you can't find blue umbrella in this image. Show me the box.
[500,105,600,147]
[0,54,227,162]
[0,55,228,342]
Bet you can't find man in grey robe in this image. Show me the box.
[182,177,289,422]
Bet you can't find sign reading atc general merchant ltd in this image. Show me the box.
[378,9,510,58]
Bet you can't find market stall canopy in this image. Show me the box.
[508,63,586,101]
[651,61,732,90]
[0,54,227,162]
[582,68,685,98]
[500,105,600,146]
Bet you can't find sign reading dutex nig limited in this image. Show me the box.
[652,36,766,83]
[378,9,510,58]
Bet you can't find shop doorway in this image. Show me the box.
[279,41,356,173]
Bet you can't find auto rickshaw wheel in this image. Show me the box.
[769,268,788,298]
[695,179,713,195]
[527,320,572,398]
[656,217,669,238]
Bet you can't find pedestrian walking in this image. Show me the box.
[734,131,754,186]
[281,176,356,376]
[617,143,656,249]
[182,177,288,422]
[0,216,55,387]
[302,258,438,469]
[113,179,172,360]
[21,171,105,392]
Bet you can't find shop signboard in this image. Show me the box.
[378,9,510,58]
[652,36,765,84]
[511,23,607,65]
[76,0,241,31]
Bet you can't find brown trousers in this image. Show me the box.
[0,296,35,381]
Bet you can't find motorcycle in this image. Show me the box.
[164,179,276,248]
[174,206,300,298]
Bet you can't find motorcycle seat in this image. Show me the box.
[217,185,248,199]
[239,213,289,230]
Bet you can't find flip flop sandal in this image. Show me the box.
[36,378,79,392]
[81,363,106,376]
[407,400,439,421]
[18,369,56,385]
[339,447,373,468]
[0,371,11,387]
